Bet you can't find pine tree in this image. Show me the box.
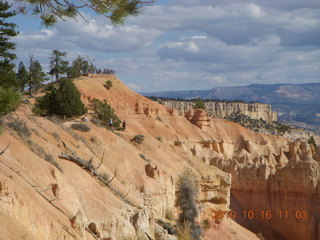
[17,0,150,26]
[28,56,47,95]
[49,49,68,82]
[16,61,28,91]
[193,98,206,110]
[34,79,87,118]
[0,1,18,89]
[0,86,21,116]
[67,56,89,79]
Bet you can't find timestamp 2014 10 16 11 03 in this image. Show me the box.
[210,209,308,221]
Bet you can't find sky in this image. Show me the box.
[7,0,320,92]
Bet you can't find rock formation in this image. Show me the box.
[164,100,277,122]
[0,74,318,240]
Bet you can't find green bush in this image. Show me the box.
[90,98,121,128]
[71,123,90,132]
[131,134,144,144]
[0,87,21,117]
[104,80,112,89]
[33,79,87,118]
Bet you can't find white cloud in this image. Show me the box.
[11,0,320,91]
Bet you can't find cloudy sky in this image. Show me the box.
[9,0,320,92]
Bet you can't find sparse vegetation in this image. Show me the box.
[156,219,176,235]
[177,222,193,240]
[202,219,210,230]
[45,154,63,172]
[71,123,90,132]
[155,136,162,142]
[131,134,144,144]
[139,153,150,162]
[308,136,318,150]
[176,169,201,240]
[104,80,112,89]
[91,117,102,126]
[52,132,60,141]
[165,209,175,221]
[7,119,31,137]
[101,173,109,182]
[90,98,121,128]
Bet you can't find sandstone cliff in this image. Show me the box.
[0,75,318,240]
[163,100,278,122]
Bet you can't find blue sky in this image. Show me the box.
[7,0,320,92]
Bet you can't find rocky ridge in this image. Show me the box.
[0,75,318,240]
[163,100,277,123]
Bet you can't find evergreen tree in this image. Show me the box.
[193,98,206,110]
[28,56,47,95]
[176,169,201,240]
[49,49,68,82]
[16,61,28,91]
[34,79,87,118]
[0,86,21,116]
[0,1,18,88]
[17,0,150,26]
[67,56,89,79]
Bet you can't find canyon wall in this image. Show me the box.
[0,75,318,240]
[163,100,278,122]
[181,109,320,240]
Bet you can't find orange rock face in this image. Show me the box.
[0,75,318,240]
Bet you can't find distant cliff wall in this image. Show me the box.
[164,101,278,122]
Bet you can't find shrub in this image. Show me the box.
[156,136,162,142]
[192,98,205,110]
[104,80,112,89]
[101,173,109,182]
[139,153,150,162]
[308,136,318,150]
[52,132,60,141]
[0,87,21,117]
[131,134,144,144]
[45,154,63,172]
[176,169,201,240]
[71,123,90,132]
[177,222,193,240]
[7,119,31,137]
[33,79,87,118]
[90,98,121,128]
[202,219,210,230]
